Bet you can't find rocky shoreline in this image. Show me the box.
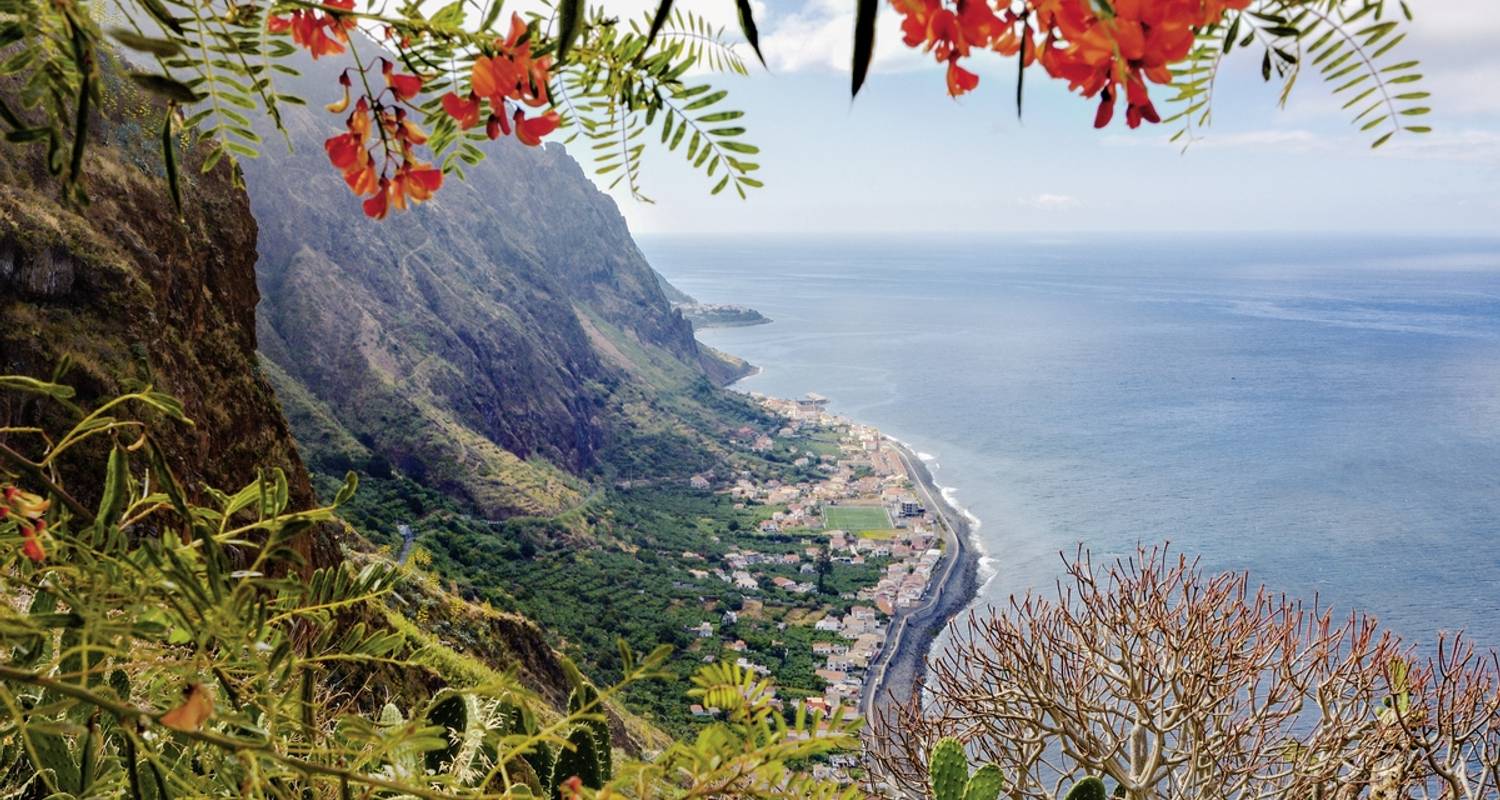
[861,441,981,724]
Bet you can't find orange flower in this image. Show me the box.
[363,180,391,219]
[20,521,45,563]
[326,98,382,196]
[513,110,560,147]
[3,484,50,563]
[895,0,1253,122]
[389,163,443,210]
[441,16,559,146]
[381,58,424,102]
[471,54,523,102]
[441,92,482,129]
[946,61,979,96]
[267,0,354,59]
[160,683,215,732]
[486,112,509,140]
[360,164,443,219]
[893,0,1005,96]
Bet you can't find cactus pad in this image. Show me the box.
[929,738,969,800]
[1065,776,1108,800]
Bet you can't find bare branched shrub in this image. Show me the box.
[868,546,1500,800]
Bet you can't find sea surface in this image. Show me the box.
[642,233,1500,652]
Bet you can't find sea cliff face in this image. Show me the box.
[242,49,746,517]
[0,70,333,565]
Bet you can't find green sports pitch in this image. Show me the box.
[822,505,892,533]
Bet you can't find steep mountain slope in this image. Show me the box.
[243,46,750,518]
[0,64,337,565]
[0,58,669,747]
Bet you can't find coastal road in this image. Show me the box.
[859,441,977,725]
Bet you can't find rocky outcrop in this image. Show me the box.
[1,243,77,298]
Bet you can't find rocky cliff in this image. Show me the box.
[0,66,335,565]
[243,47,749,518]
[0,57,661,736]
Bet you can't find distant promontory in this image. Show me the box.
[655,273,772,329]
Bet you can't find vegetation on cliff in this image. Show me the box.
[0,376,860,799]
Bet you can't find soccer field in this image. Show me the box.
[822,505,892,532]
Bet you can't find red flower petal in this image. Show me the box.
[513,110,559,147]
[363,182,390,219]
[945,61,979,96]
[441,92,482,129]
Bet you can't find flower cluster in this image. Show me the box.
[893,0,1252,127]
[267,0,356,59]
[269,5,561,220]
[440,14,561,148]
[323,60,444,219]
[2,484,49,562]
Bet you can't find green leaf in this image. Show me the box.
[734,0,765,66]
[644,0,676,52]
[162,111,182,216]
[129,73,203,104]
[137,0,183,35]
[96,445,130,531]
[109,29,181,56]
[556,0,586,62]
[429,0,466,29]
[334,471,359,506]
[0,375,76,399]
[851,0,878,97]
[684,89,727,111]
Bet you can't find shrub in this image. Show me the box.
[867,545,1500,800]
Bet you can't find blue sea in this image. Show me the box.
[642,233,1500,651]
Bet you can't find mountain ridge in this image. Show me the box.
[243,46,753,518]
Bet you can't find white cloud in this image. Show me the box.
[760,0,926,74]
[1376,129,1500,164]
[1102,124,1500,166]
[1024,193,1081,210]
[1101,128,1326,152]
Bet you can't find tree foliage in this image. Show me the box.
[0,0,1429,221]
[880,0,1427,148]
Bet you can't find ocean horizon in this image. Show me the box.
[644,232,1500,653]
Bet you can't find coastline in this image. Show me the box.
[712,364,981,725]
[860,439,981,724]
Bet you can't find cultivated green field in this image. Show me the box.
[823,505,892,532]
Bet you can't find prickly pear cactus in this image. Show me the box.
[567,683,612,783]
[964,763,1005,800]
[1065,776,1108,800]
[379,702,423,780]
[496,697,555,791]
[928,737,1008,800]
[28,728,82,794]
[553,725,604,790]
[425,690,484,776]
[929,738,969,800]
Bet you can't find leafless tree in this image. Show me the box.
[864,545,1500,799]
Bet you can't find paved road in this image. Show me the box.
[396,523,416,564]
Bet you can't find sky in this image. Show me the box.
[548,0,1500,235]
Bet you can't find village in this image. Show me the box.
[680,392,947,778]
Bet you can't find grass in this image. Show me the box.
[823,505,892,533]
